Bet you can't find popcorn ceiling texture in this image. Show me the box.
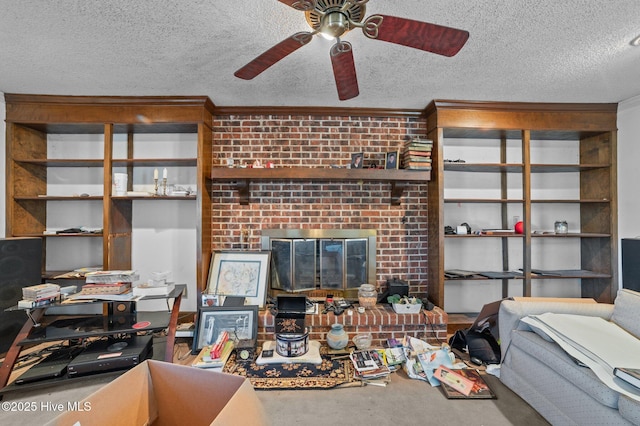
[211,113,431,299]
[1,1,639,109]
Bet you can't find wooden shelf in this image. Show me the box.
[444,163,523,172]
[14,196,103,201]
[445,198,524,203]
[112,158,197,167]
[112,195,196,200]
[427,100,618,309]
[210,167,430,205]
[5,94,214,292]
[14,158,104,167]
[13,233,103,238]
[530,163,610,172]
[444,163,609,173]
[444,198,610,204]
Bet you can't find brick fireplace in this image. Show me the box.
[259,305,448,347]
[210,110,441,343]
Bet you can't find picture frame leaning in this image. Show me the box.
[206,250,270,309]
[192,305,259,354]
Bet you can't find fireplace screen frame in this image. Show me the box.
[262,229,376,297]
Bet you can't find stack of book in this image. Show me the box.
[402,138,433,170]
[192,340,235,369]
[19,283,61,308]
[80,270,139,295]
[350,349,392,382]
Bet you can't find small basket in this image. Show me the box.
[392,303,422,314]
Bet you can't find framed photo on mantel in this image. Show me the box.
[351,152,364,169]
[385,151,399,170]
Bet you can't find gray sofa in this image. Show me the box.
[499,289,640,425]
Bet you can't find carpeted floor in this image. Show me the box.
[1,338,551,425]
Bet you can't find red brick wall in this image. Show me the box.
[211,113,431,300]
[259,306,448,346]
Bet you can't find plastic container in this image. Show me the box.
[353,333,373,350]
[358,284,377,308]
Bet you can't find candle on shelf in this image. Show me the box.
[163,168,168,179]
[154,168,158,180]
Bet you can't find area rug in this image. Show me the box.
[222,348,359,390]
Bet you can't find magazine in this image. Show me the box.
[438,368,496,399]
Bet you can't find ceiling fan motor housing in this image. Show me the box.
[306,0,366,33]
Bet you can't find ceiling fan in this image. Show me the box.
[234,0,469,101]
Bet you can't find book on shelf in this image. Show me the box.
[405,139,433,147]
[403,155,432,162]
[404,162,431,170]
[80,282,131,295]
[437,368,496,399]
[444,269,477,278]
[22,283,60,300]
[85,270,140,284]
[404,150,432,157]
[132,282,176,297]
[18,294,60,309]
[481,229,516,235]
[614,367,640,389]
[53,266,102,279]
[192,341,235,369]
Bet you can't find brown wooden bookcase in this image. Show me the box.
[425,100,618,310]
[5,94,214,292]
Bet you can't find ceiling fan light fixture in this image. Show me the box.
[320,11,349,39]
[631,35,640,46]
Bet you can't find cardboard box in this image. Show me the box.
[47,360,268,426]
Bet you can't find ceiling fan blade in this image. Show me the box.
[362,15,469,57]
[234,32,314,80]
[277,0,316,11]
[330,41,359,101]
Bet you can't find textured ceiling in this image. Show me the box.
[1,1,639,109]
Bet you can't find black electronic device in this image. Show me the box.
[235,338,257,360]
[0,237,42,355]
[67,335,153,377]
[377,277,409,303]
[15,346,82,384]
[622,238,640,292]
[108,301,137,327]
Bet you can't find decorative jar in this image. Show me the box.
[358,284,377,308]
[554,220,568,234]
[326,323,349,350]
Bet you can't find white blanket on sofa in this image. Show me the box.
[521,313,640,402]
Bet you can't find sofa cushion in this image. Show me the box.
[612,289,640,339]
[618,394,640,425]
[509,329,621,408]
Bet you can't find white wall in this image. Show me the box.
[617,95,640,288]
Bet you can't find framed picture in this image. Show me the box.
[206,251,270,308]
[385,151,399,169]
[351,152,364,169]
[192,305,258,354]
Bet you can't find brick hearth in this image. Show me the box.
[258,304,448,347]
